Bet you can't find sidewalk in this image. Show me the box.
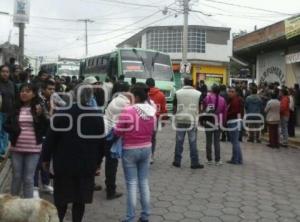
[262,127,300,148]
[0,149,11,192]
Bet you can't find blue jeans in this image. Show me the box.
[122,148,151,222]
[280,116,289,145]
[0,113,9,155]
[11,152,40,198]
[174,123,200,166]
[228,121,243,164]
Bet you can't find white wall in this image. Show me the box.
[139,33,231,63]
[256,50,286,85]
[167,43,231,63]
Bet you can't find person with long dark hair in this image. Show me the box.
[42,84,105,222]
[203,84,227,166]
[4,83,47,198]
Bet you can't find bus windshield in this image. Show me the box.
[57,64,79,76]
[120,49,173,81]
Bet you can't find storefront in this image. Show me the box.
[192,65,228,88]
[286,50,300,85]
[256,50,286,85]
[172,63,228,89]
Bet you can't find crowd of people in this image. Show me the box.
[0,61,300,222]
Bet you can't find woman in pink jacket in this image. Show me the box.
[202,84,227,166]
[114,83,156,222]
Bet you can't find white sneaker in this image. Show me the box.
[33,187,40,199]
[207,161,213,165]
[215,161,223,166]
[42,185,54,194]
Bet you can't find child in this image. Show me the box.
[5,83,47,198]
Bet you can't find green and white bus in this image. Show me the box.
[80,48,176,111]
[40,61,80,77]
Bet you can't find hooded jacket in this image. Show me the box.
[148,87,167,118]
[114,102,155,149]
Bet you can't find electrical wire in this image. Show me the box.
[88,13,174,46]
[88,10,162,37]
[199,1,291,18]
[82,0,161,9]
[203,0,295,16]
[39,13,174,55]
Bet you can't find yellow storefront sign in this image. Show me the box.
[285,15,300,39]
[192,65,227,87]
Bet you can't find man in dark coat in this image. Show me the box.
[42,84,105,222]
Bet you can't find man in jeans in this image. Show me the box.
[245,86,263,143]
[146,78,167,164]
[172,77,204,169]
[227,87,243,165]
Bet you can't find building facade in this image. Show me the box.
[0,42,20,65]
[233,15,300,87]
[117,25,232,88]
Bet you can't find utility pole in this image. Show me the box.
[19,23,25,67]
[78,19,94,57]
[182,0,189,66]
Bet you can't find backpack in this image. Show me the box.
[200,94,219,126]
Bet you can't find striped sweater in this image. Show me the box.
[10,107,42,153]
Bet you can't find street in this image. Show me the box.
[62,125,300,222]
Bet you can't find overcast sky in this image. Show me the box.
[0,0,299,61]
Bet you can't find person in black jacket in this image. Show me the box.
[0,64,15,156]
[197,80,208,102]
[42,84,105,222]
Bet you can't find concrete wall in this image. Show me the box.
[207,29,230,45]
[125,27,232,63]
[168,43,231,63]
[233,21,285,52]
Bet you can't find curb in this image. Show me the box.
[261,135,300,149]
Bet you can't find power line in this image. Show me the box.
[88,10,162,37]
[88,14,174,46]
[83,0,161,9]
[210,12,282,22]
[199,2,289,18]
[203,0,295,16]
[191,13,208,25]
[40,13,174,55]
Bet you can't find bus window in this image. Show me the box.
[102,57,108,65]
[97,57,101,65]
[107,55,118,78]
